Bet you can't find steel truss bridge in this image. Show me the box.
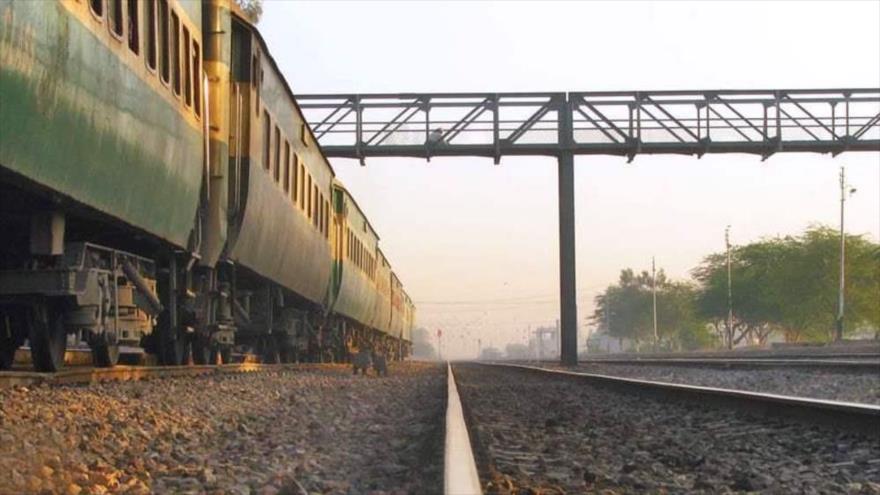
[299,88,880,366]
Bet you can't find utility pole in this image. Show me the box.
[652,256,658,350]
[837,166,856,341]
[725,225,733,350]
[437,328,443,361]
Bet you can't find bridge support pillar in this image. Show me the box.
[558,152,578,366]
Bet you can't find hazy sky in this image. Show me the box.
[259,1,880,358]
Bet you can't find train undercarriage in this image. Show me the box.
[0,180,409,372]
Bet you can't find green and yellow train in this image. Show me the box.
[0,0,415,371]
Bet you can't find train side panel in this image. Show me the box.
[331,186,381,326]
[224,16,333,304]
[0,0,204,249]
[373,250,392,334]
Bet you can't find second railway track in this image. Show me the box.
[451,363,880,494]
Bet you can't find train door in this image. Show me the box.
[326,187,345,311]
[227,20,252,227]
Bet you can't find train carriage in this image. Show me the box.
[0,0,206,370]
[0,0,414,371]
[206,2,337,361]
[328,183,381,328]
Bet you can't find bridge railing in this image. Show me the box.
[298,88,880,163]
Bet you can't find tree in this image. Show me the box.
[592,268,713,351]
[693,226,880,344]
[774,227,879,341]
[693,240,790,348]
[235,0,263,24]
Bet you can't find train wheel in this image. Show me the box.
[0,340,16,369]
[279,346,294,364]
[159,328,187,366]
[1,309,23,369]
[262,338,280,364]
[28,304,67,372]
[191,337,212,365]
[90,334,120,368]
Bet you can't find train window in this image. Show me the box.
[324,200,330,237]
[158,0,169,83]
[146,0,156,70]
[109,0,123,36]
[127,0,139,53]
[192,42,201,117]
[307,176,312,219]
[317,196,322,231]
[292,154,299,203]
[90,0,103,18]
[299,164,306,210]
[252,54,260,116]
[182,27,192,107]
[273,126,281,183]
[171,12,181,96]
[313,185,319,228]
[262,112,271,171]
[283,141,290,194]
[298,160,305,208]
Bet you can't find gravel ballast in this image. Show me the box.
[0,363,445,495]
[567,363,880,405]
[455,364,880,495]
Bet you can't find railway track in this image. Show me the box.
[448,362,880,494]
[3,361,875,493]
[0,362,337,389]
[1,362,447,494]
[576,356,880,370]
[490,363,880,436]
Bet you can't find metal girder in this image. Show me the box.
[299,88,880,368]
[299,89,880,161]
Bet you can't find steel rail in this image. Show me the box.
[0,363,339,389]
[485,363,880,437]
[574,357,880,370]
[444,363,482,495]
